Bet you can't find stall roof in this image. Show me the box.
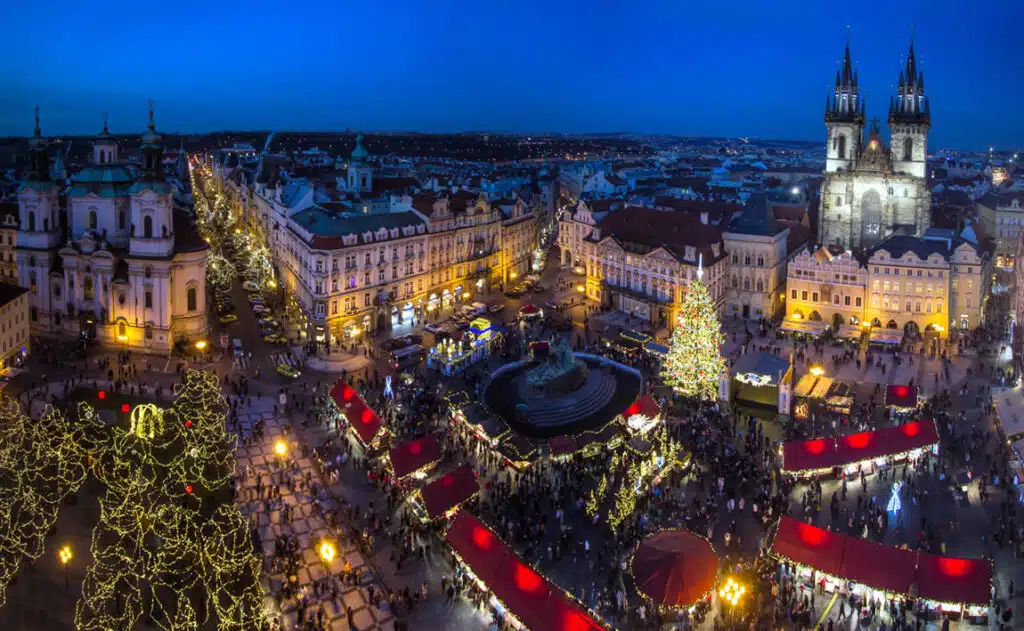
[885,385,918,409]
[838,537,917,595]
[549,436,578,456]
[837,324,864,339]
[810,377,834,399]
[780,319,827,336]
[421,464,479,520]
[794,374,819,398]
[994,385,1024,440]
[445,513,606,631]
[770,517,845,577]
[782,438,837,472]
[644,342,669,355]
[330,380,383,446]
[390,435,442,478]
[625,394,660,420]
[915,553,992,606]
[732,351,792,387]
[869,328,902,344]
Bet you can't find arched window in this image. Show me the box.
[836,134,847,159]
[83,276,93,300]
[743,278,750,290]
[27,212,35,231]
[117,321,126,338]
[756,279,764,292]
[89,209,98,230]
[143,216,153,238]
[119,210,126,230]
[187,287,197,312]
[731,276,738,288]
[903,138,913,161]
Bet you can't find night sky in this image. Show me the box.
[3,1,1020,150]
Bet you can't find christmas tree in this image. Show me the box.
[662,256,725,400]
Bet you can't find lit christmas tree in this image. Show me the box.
[662,256,725,400]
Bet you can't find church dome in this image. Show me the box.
[350,133,368,163]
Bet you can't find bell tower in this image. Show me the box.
[824,40,865,173]
[889,37,929,179]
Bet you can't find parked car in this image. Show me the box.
[219,314,238,324]
[252,304,267,313]
[276,364,301,378]
[488,304,504,314]
[247,293,263,304]
[424,323,443,334]
[242,280,259,292]
[264,333,286,345]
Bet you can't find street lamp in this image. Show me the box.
[274,440,287,458]
[576,285,585,293]
[809,365,824,377]
[58,545,72,595]
[718,577,745,612]
[317,539,337,564]
[195,340,207,351]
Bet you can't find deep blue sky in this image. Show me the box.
[3,1,1020,150]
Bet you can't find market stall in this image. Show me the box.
[623,394,662,435]
[418,463,480,521]
[329,380,385,448]
[780,317,827,337]
[628,530,719,608]
[885,384,919,412]
[729,351,793,415]
[770,517,845,578]
[781,420,939,477]
[915,552,993,622]
[836,323,865,340]
[869,328,902,346]
[993,384,1024,442]
[389,435,442,479]
[428,317,506,376]
[445,512,607,631]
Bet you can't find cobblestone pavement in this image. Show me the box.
[234,410,395,631]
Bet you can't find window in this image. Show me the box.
[117,321,126,338]
[967,296,972,308]
[144,266,152,279]
[364,293,371,307]
[791,289,797,299]
[331,301,338,315]
[903,137,913,161]
[145,291,153,309]
[801,290,807,301]
[143,216,153,238]
[30,308,37,322]
[812,292,818,302]
[332,279,339,292]
[187,287,197,311]
[757,279,763,292]
[834,294,840,305]
[84,277,93,300]
[29,272,36,294]
[733,276,739,289]
[89,209,97,230]
[27,212,35,231]
[119,210,126,230]
[145,324,153,340]
[836,134,847,159]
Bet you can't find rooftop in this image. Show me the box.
[0,282,28,308]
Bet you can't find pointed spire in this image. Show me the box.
[835,71,841,89]
[918,72,924,92]
[33,105,41,138]
[906,28,917,82]
[147,99,155,130]
[103,112,109,134]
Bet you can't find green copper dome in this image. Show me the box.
[350,133,368,164]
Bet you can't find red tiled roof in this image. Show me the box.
[624,394,660,420]
[421,463,479,519]
[592,207,725,263]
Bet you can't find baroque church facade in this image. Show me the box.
[818,40,932,250]
[16,108,209,354]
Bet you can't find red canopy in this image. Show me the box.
[390,436,442,478]
[838,536,917,595]
[770,517,845,577]
[624,394,660,420]
[446,513,606,631]
[421,464,479,519]
[782,438,837,472]
[915,553,992,606]
[885,384,918,408]
[330,380,383,445]
[630,530,719,606]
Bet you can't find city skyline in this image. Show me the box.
[3,1,1021,150]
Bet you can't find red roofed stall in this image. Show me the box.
[625,394,660,420]
[885,384,918,409]
[420,464,479,520]
[837,536,917,595]
[916,553,992,606]
[446,513,606,631]
[782,421,939,476]
[330,380,384,446]
[390,435,442,479]
[770,517,845,577]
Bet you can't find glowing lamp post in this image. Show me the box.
[719,577,745,617]
[318,540,337,564]
[274,440,288,458]
[58,545,72,595]
[809,365,824,377]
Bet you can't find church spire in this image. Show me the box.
[889,33,929,126]
[26,105,51,181]
[826,29,863,125]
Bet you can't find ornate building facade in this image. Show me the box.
[818,41,931,250]
[16,108,209,354]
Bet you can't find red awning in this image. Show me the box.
[885,384,918,408]
[421,464,479,519]
[835,430,889,463]
[446,513,606,631]
[624,394,660,419]
[330,379,383,445]
[782,438,838,472]
[838,536,917,595]
[630,530,719,606]
[770,517,845,576]
[390,435,442,478]
[915,553,992,606]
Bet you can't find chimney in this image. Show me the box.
[700,211,709,225]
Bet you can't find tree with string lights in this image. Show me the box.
[662,255,725,400]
